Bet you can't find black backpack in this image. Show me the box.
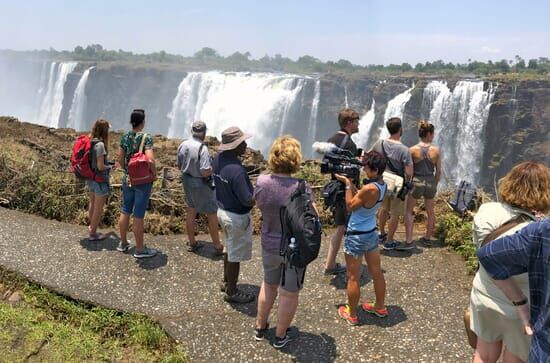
[449,180,478,216]
[280,180,322,268]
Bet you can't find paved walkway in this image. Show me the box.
[0,207,473,362]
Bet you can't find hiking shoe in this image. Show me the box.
[116,241,131,252]
[133,247,157,259]
[382,240,402,250]
[254,323,269,341]
[395,242,416,251]
[338,305,359,326]
[224,291,255,304]
[324,263,346,275]
[419,237,435,246]
[378,232,387,243]
[361,302,388,318]
[273,334,293,349]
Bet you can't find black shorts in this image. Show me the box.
[333,202,349,226]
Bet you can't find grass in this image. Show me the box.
[0,268,187,362]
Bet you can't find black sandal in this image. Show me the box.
[186,242,204,252]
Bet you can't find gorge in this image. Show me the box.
[0,55,548,192]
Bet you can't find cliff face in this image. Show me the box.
[59,64,186,134]
[480,80,550,189]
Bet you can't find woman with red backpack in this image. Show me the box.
[117,109,157,258]
[87,119,113,241]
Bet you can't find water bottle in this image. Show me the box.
[289,237,297,251]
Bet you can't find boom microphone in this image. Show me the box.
[312,142,341,155]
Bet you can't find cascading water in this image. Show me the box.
[344,85,349,108]
[167,71,313,152]
[67,67,93,131]
[420,81,448,120]
[378,86,413,139]
[428,81,495,186]
[307,79,321,144]
[351,99,375,150]
[37,62,77,128]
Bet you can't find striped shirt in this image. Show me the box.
[478,219,550,362]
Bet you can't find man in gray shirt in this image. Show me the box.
[371,117,414,250]
[177,121,223,254]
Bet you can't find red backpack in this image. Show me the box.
[71,135,105,182]
[127,133,155,186]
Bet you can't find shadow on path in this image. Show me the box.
[329,264,371,290]
[275,330,337,363]
[79,232,119,251]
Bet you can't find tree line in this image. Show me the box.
[3,44,550,76]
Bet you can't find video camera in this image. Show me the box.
[313,142,363,209]
[313,142,363,184]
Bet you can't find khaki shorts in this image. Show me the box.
[469,302,531,361]
[380,194,405,217]
[217,209,253,262]
[262,250,305,293]
[411,175,437,199]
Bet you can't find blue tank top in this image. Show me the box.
[347,181,387,232]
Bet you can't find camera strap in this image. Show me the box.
[339,132,350,150]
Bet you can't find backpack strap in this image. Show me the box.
[338,132,350,150]
[381,140,401,176]
[481,214,531,247]
[138,133,148,154]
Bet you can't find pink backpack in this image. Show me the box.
[127,133,155,186]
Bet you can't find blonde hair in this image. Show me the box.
[268,136,302,174]
[498,161,550,213]
[91,119,110,147]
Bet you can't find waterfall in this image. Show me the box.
[421,81,448,119]
[278,78,306,136]
[429,81,495,186]
[351,99,375,150]
[37,62,77,128]
[307,79,321,143]
[67,67,93,131]
[379,86,413,139]
[167,71,310,152]
[344,85,349,108]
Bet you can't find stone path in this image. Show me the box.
[0,207,474,362]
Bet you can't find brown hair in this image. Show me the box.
[338,108,359,129]
[418,120,435,138]
[91,119,110,148]
[498,161,550,213]
[386,117,402,135]
[268,136,302,174]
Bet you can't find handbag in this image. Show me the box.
[463,214,531,349]
[127,133,156,186]
[379,140,405,198]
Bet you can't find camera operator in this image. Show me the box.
[370,117,414,251]
[177,120,223,255]
[323,108,361,275]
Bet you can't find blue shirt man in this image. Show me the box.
[478,219,550,363]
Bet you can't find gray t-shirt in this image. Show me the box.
[371,139,412,176]
[91,139,109,179]
[177,137,211,178]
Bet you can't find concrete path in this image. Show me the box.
[0,207,473,362]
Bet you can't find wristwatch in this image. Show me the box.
[512,297,528,306]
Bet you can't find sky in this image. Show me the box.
[1,0,549,65]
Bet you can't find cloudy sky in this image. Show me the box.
[1,0,548,65]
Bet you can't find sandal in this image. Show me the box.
[186,242,204,252]
[89,232,108,241]
[213,244,224,256]
[419,237,433,246]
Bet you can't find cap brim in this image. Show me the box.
[218,133,252,151]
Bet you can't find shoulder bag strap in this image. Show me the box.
[338,132,349,149]
[481,214,531,247]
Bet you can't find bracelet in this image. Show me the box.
[512,297,528,306]
[345,185,351,190]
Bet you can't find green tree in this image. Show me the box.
[194,47,219,59]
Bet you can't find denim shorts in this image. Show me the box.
[344,230,378,258]
[86,180,111,197]
[121,182,152,219]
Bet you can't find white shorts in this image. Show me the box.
[217,209,253,262]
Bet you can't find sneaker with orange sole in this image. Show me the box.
[338,305,359,326]
[361,302,388,318]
